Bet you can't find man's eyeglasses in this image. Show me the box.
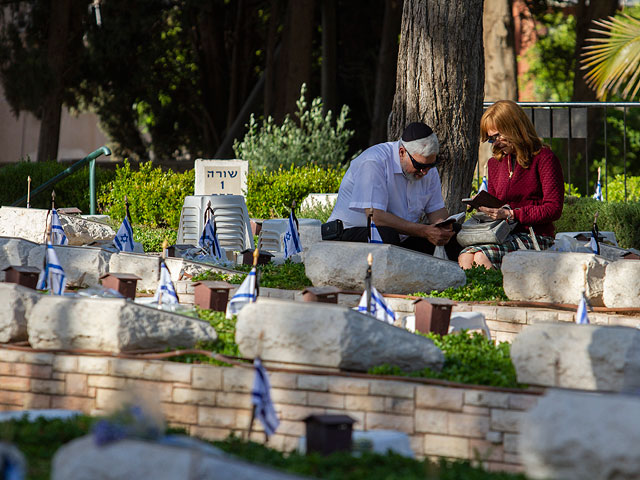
[406,149,440,171]
[487,133,503,144]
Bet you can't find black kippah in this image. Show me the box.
[402,122,434,142]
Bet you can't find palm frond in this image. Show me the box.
[581,14,640,100]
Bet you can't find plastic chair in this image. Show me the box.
[448,312,491,340]
[177,195,254,252]
[257,218,321,253]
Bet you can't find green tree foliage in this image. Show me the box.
[520,11,575,101]
[233,84,354,173]
[97,160,194,228]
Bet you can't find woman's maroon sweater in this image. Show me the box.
[487,146,564,237]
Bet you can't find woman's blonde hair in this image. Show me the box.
[480,100,543,168]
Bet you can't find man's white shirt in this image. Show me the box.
[328,141,445,230]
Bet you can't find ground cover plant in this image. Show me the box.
[412,265,507,302]
[191,260,312,291]
[370,332,522,389]
[0,415,527,480]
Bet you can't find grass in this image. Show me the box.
[412,265,507,302]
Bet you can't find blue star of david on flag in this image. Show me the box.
[199,218,224,260]
[50,209,68,245]
[283,212,302,259]
[36,242,67,295]
[153,261,179,304]
[251,357,279,437]
[226,267,257,318]
[576,293,589,325]
[356,286,396,324]
[114,217,135,252]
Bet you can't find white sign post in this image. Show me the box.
[194,159,248,196]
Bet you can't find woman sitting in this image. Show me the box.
[458,100,564,270]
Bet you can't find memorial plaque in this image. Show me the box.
[194,159,248,196]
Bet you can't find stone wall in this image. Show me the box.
[0,347,538,473]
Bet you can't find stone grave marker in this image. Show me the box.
[194,159,248,196]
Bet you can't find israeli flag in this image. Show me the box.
[356,286,396,324]
[251,357,280,437]
[50,209,68,245]
[199,218,224,260]
[283,212,302,259]
[114,217,135,252]
[590,235,599,255]
[593,180,603,201]
[153,262,179,304]
[36,242,66,295]
[368,219,384,243]
[479,176,489,193]
[576,293,589,325]
[226,267,257,318]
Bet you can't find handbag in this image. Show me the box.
[456,213,517,247]
[321,219,344,240]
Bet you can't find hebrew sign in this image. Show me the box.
[194,159,248,196]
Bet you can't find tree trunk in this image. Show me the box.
[37,0,72,162]
[390,0,485,214]
[479,0,518,179]
[274,0,316,121]
[264,0,283,117]
[369,0,403,145]
[321,0,337,115]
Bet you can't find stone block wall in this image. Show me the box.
[0,347,539,472]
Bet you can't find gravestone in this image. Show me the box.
[194,159,248,196]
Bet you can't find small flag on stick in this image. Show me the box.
[590,212,600,255]
[199,201,224,260]
[593,167,603,201]
[114,196,135,252]
[357,286,396,324]
[154,240,179,304]
[576,292,590,324]
[50,209,68,245]
[36,241,67,295]
[367,212,383,244]
[249,358,280,438]
[226,248,259,318]
[283,202,302,259]
[27,175,32,208]
[478,175,488,193]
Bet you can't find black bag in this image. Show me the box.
[321,219,344,240]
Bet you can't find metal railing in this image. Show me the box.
[11,146,112,214]
[482,101,640,202]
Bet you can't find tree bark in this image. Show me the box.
[37,0,72,162]
[390,0,485,214]
[321,0,337,115]
[274,0,316,122]
[369,0,403,145]
[483,0,517,101]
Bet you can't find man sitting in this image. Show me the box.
[325,122,461,260]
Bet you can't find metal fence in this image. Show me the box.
[482,101,640,202]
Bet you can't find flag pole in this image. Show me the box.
[591,211,600,255]
[124,194,132,224]
[27,176,31,208]
[365,252,372,315]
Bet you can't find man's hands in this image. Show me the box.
[423,223,455,246]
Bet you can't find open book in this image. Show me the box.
[461,190,505,209]
[434,211,466,228]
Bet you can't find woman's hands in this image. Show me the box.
[478,206,514,221]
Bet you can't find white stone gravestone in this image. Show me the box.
[194,159,248,196]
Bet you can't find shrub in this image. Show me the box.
[605,174,640,202]
[133,224,177,252]
[246,165,344,218]
[298,200,336,223]
[98,160,194,228]
[0,161,114,211]
[557,197,640,249]
[370,331,521,389]
[412,266,507,301]
[233,84,354,172]
[192,260,312,291]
